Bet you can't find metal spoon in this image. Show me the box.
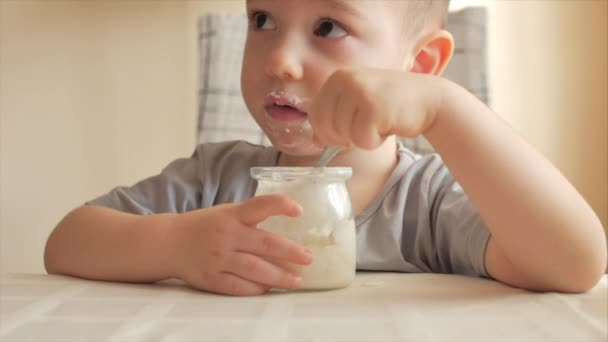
[315,146,341,167]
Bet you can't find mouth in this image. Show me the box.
[264,93,309,123]
[265,104,308,122]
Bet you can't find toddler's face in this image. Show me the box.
[241,0,411,156]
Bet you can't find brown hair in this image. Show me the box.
[402,0,451,38]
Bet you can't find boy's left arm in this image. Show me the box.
[424,77,606,292]
[310,69,607,293]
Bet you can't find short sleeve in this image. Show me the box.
[85,141,278,215]
[428,168,492,278]
[353,149,492,278]
[394,151,493,279]
[86,151,202,215]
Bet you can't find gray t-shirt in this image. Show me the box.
[88,140,492,277]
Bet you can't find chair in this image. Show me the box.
[197,8,488,154]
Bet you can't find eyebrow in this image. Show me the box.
[247,0,367,20]
[325,0,366,19]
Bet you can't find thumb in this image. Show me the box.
[236,194,302,226]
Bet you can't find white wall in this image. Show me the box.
[1,0,606,273]
[0,0,245,274]
[488,1,607,239]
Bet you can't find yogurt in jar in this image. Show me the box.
[251,167,356,290]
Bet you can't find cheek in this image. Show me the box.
[242,39,264,77]
[240,74,254,115]
[328,38,403,70]
[315,39,359,69]
[241,53,262,111]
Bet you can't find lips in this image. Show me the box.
[264,93,308,122]
[265,104,307,122]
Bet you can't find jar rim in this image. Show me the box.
[251,167,353,181]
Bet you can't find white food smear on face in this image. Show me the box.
[266,91,314,140]
[268,90,307,106]
[300,119,312,132]
[264,118,315,151]
[256,175,356,290]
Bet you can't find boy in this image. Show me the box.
[44,0,606,296]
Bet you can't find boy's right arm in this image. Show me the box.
[44,195,312,296]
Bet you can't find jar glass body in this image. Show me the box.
[251,167,356,290]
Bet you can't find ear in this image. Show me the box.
[409,30,454,75]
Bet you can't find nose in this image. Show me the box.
[264,37,304,81]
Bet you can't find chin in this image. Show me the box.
[258,119,320,156]
[267,135,322,157]
[278,145,322,157]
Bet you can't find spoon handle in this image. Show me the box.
[315,146,341,167]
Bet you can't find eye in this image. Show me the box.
[250,11,276,30]
[314,19,347,38]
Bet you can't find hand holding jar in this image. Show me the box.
[169,194,313,296]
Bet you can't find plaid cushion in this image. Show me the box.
[197,8,488,154]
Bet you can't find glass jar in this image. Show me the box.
[250,167,356,290]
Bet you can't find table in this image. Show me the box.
[1,272,606,341]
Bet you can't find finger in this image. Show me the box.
[351,109,384,149]
[235,228,313,265]
[333,94,357,147]
[227,252,302,289]
[310,81,340,146]
[237,195,302,226]
[324,91,349,147]
[205,272,269,296]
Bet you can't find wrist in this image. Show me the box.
[422,77,461,146]
[141,213,183,280]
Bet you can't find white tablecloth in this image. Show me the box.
[1,272,606,341]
